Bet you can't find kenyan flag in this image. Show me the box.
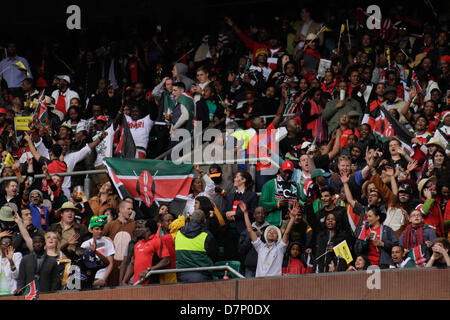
[363,104,414,156]
[407,244,429,268]
[24,280,38,300]
[104,158,194,213]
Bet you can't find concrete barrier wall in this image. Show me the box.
[2,269,448,300]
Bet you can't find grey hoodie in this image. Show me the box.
[175,63,195,92]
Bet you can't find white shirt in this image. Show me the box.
[81,237,115,280]
[62,145,92,198]
[125,114,153,149]
[51,88,80,115]
[0,253,22,294]
[252,237,287,277]
[182,174,215,218]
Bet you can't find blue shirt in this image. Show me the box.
[0,56,32,88]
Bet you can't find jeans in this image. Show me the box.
[177,272,212,283]
[245,267,256,278]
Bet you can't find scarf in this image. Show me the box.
[305,48,322,60]
[321,79,337,95]
[275,175,298,203]
[402,223,424,250]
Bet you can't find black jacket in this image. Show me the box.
[17,252,60,293]
[306,203,353,273]
[224,191,259,234]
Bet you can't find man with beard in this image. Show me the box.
[259,160,302,227]
[208,164,234,214]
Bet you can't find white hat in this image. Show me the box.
[57,75,71,84]
[264,225,282,244]
[301,141,312,149]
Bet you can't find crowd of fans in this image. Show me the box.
[0,2,449,296]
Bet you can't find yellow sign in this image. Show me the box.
[333,240,353,264]
[3,153,15,167]
[14,116,33,131]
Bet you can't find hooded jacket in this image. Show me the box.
[175,63,195,92]
[175,221,218,270]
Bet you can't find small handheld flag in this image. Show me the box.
[12,61,30,77]
[24,280,39,300]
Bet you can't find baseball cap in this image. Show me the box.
[281,160,294,172]
[383,86,397,95]
[96,115,107,122]
[0,108,7,114]
[82,249,98,269]
[57,75,71,84]
[311,169,331,179]
[208,164,222,178]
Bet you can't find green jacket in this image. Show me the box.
[322,98,362,137]
[175,222,216,271]
[259,177,302,227]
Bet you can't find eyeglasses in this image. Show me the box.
[0,241,11,246]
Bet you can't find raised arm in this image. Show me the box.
[13,214,32,253]
[88,130,108,150]
[271,90,287,129]
[282,203,299,245]
[340,174,356,208]
[240,201,257,242]
[23,131,42,163]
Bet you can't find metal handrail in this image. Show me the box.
[133,265,245,286]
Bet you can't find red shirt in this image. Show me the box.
[367,225,381,266]
[132,234,169,285]
[248,123,276,172]
[282,259,312,275]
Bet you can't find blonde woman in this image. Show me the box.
[45,231,71,290]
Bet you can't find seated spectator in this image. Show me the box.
[425,238,450,268]
[389,245,416,269]
[346,255,371,271]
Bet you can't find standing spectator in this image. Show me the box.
[51,75,80,119]
[15,234,60,294]
[399,209,436,251]
[123,219,170,285]
[355,207,399,268]
[102,200,136,287]
[174,209,218,283]
[282,241,312,275]
[0,234,22,295]
[48,201,90,251]
[81,215,114,288]
[322,81,362,137]
[171,63,195,92]
[0,42,32,93]
[28,190,50,231]
[238,206,269,277]
[89,182,113,216]
[208,164,234,215]
[242,201,296,277]
[259,159,302,227]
